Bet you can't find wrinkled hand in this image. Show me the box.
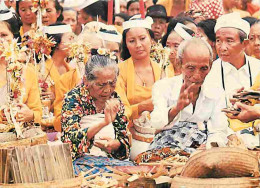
[176,83,196,112]
[16,103,34,122]
[41,91,55,101]
[94,137,121,153]
[104,99,120,125]
[226,102,260,123]
[229,87,244,105]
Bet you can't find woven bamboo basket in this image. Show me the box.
[0,176,83,188]
[0,130,47,149]
[171,176,260,188]
[181,147,259,178]
[133,123,156,134]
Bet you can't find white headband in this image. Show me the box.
[75,0,99,10]
[174,23,192,40]
[43,25,72,34]
[100,32,122,43]
[123,15,153,30]
[0,11,13,21]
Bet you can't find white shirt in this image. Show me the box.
[150,75,230,146]
[204,54,260,104]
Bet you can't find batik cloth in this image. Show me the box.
[149,121,207,153]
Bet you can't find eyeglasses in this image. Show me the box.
[94,79,117,89]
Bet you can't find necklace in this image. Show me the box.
[135,69,147,87]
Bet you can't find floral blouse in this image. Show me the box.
[61,83,130,160]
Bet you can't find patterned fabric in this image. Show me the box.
[190,0,223,19]
[135,147,190,164]
[61,83,130,160]
[149,121,207,154]
[73,155,134,176]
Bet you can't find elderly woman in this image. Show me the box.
[53,31,105,132]
[61,54,132,174]
[0,12,42,125]
[162,22,194,77]
[136,38,231,163]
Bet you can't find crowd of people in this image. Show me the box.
[1,0,260,175]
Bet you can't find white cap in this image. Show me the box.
[174,23,192,40]
[123,14,153,30]
[215,12,250,38]
[0,0,13,21]
[43,25,72,34]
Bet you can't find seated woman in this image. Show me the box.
[61,54,132,175]
[0,13,42,126]
[53,31,105,132]
[161,22,194,77]
[136,38,231,163]
[115,15,161,120]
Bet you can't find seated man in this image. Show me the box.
[136,38,232,163]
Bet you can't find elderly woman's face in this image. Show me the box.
[18,0,36,26]
[247,23,260,59]
[87,67,117,102]
[166,31,184,62]
[181,43,211,88]
[126,27,152,60]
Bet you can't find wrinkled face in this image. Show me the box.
[114,16,125,26]
[42,1,61,26]
[151,17,167,41]
[216,28,245,63]
[247,23,260,59]
[62,10,77,33]
[127,2,140,17]
[18,0,36,25]
[181,43,211,88]
[58,32,75,54]
[126,27,152,60]
[166,31,184,62]
[0,22,13,42]
[87,67,117,102]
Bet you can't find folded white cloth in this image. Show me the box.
[80,114,115,157]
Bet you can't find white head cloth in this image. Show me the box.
[123,14,153,30]
[174,23,192,40]
[99,25,122,43]
[43,25,72,34]
[214,12,250,38]
[0,0,13,21]
[64,0,99,10]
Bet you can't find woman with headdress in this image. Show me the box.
[0,10,42,129]
[61,53,132,175]
[161,22,195,77]
[115,15,161,121]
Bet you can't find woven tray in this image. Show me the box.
[133,123,156,134]
[171,176,260,188]
[181,147,259,178]
[1,176,83,188]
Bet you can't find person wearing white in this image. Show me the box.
[150,38,230,152]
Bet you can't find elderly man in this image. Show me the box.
[204,12,260,133]
[146,5,168,42]
[149,38,231,153]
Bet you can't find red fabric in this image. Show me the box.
[247,3,260,15]
[190,0,224,19]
